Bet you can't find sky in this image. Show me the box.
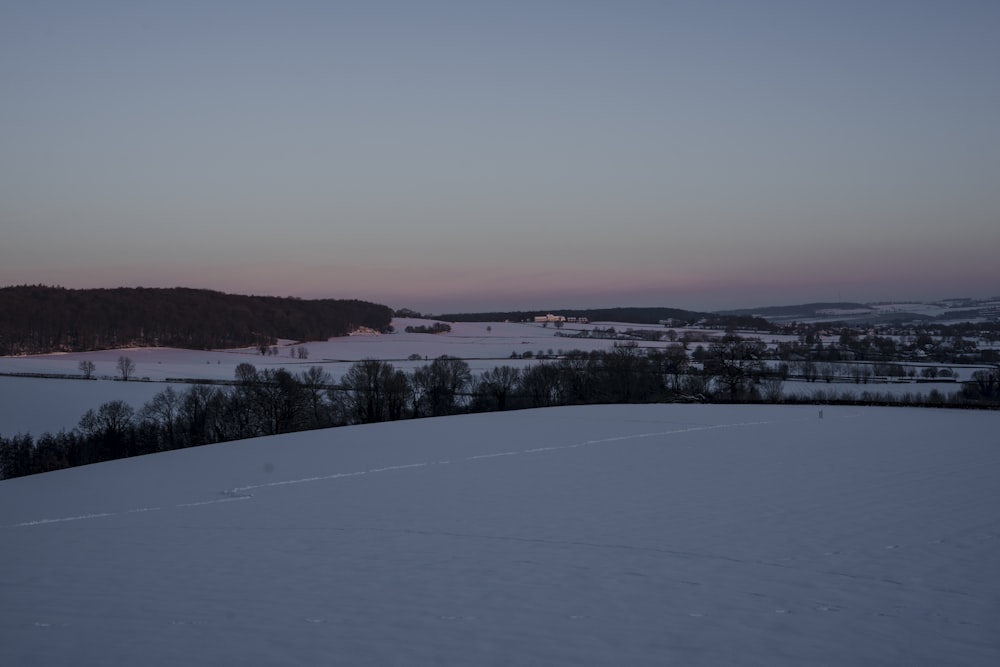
[2,0,998,313]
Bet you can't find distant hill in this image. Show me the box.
[719,302,875,319]
[431,306,706,325]
[0,285,393,354]
[718,301,935,326]
[720,298,1000,325]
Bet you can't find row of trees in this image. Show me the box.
[773,324,1000,366]
[3,336,997,480]
[403,322,451,334]
[0,341,706,479]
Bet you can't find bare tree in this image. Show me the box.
[706,335,765,399]
[340,359,404,424]
[648,344,689,394]
[412,355,471,417]
[478,365,521,411]
[116,355,136,381]
[600,341,646,403]
[79,400,136,460]
[383,368,412,421]
[299,366,332,426]
[78,359,96,379]
[255,368,306,435]
[235,362,259,385]
[140,387,181,449]
[231,363,263,437]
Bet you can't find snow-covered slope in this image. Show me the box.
[3,404,998,666]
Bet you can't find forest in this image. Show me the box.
[0,285,394,354]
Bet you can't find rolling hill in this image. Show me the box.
[3,404,998,666]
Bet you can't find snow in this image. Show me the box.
[0,376,191,436]
[0,315,988,437]
[0,319,667,436]
[2,404,999,666]
[0,319,603,380]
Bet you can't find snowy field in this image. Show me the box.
[2,404,999,666]
[0,320,616,385]
[0,318,977,437]
[0,376,192,437]
[0,319,675,436]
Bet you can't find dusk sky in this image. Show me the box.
[2,1,998,313]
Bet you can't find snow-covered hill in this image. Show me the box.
[727,297,1000,324]
[3,404,998,666]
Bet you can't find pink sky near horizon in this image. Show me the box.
[2,2,998,313]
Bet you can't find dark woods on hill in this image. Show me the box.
[432,306,705,325]
[0,285,394,354]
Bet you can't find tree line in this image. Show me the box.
[3,336,998,480]
[0,285,393,354]
[0,343,699,479]
[431,306,705,326]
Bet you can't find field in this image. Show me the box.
[0,318,972,436]
[2,403,998,666]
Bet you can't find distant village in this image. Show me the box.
[532,314,588,324]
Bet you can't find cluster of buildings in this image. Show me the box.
[532,314,589,324]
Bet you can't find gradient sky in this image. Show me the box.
[2,1,998,313]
